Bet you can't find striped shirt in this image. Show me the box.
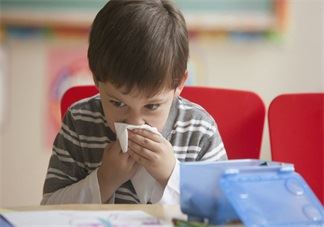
[42,94,227,204]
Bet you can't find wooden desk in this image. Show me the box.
[4,204,186,222]
[3,204,242,226]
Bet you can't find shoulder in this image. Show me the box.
[61,93,115,142]
[169,96,225,161]
[65,94,106,121]
[168,96,219,141]
[68,94,103,116]
[175,96,217,129]
[63,94,108,129]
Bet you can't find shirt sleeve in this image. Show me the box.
[41,108,114,204]
[150,160,180,204]
[41,169,101,204]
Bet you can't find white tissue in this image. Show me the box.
[114,122,163,203]
[114,122,160,153]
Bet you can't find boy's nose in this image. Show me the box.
[125,115,145,126]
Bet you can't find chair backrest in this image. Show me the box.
[61,85,265,159]
[180,87,265,159]
[268,93,324,204]
[61,85,99,119]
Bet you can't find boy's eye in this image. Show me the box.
[110,100,126,108]
[145,104,160,110]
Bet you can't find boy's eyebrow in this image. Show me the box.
[104,87,166,103]
[147,98,165,103]
[101,86,123,100]
[105,92,121,100]
[109,95,164,103]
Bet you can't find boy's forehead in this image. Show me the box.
[100,81,174,99]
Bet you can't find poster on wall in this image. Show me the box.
[46,46,94,148]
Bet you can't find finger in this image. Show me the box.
[128,130,161,151]
[130,161,137,169]
[126,152,137,163]
[107,140,123,154]
[130,162,139,177]
[128,140,158,161]
[128,148,149,166]
[128,129,162,143]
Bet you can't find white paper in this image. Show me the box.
[1,210,172,227]
[114,122,163,203]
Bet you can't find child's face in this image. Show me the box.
[98,81,176,133]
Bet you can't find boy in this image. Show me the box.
[42,0,227,205]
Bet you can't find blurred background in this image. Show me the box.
[0,0,323,207]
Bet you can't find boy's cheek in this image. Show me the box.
[102,113,120,132]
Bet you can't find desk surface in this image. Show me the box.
[3,204,243,226]
[4,204,186,222]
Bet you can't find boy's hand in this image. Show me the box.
[97,141,138,202]
[127,129,176,187]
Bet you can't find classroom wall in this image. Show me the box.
[0,38,50,207]
[0,137,3,207]
[0,0,323,207]
[190,0,324,160]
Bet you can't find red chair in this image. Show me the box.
[61,85,266,159]
[61,85,99,119]
[268,93,324,204]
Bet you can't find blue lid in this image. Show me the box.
[180,159,288,224]
[219,166,324,226]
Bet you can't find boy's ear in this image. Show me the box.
[175,70,188,96]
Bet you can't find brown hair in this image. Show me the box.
[88,0,188,96]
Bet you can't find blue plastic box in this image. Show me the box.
[180,159,324,226]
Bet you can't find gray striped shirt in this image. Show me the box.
[42,94,227,204]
